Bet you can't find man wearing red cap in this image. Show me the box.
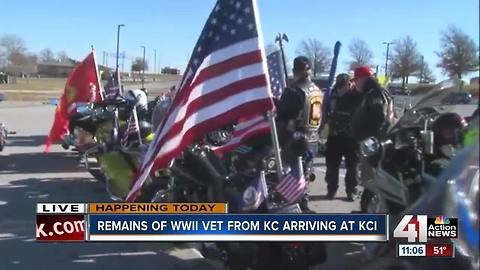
[351,65,394,212]
[351,65,393,142]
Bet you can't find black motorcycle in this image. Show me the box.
[359,79,471,215]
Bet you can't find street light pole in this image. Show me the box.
[153,49,157,74]
[116,24,125,70]
[383,41,394,78]
[141,46,146,89]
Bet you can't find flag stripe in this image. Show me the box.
[154,88,272,161]
[190,50,262,92]
[167,45,261,114]
[194,38,260,77]
[234,115,266,130]
[156,63,266,142]
[155,75,268,149]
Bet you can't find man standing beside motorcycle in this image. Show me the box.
[350,66,394,212]
[276,56,324,210]
[324,73,362,201]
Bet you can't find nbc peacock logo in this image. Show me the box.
[434,216,450,225]
[428,216,457,238]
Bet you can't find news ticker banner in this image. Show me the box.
[36,203,388,242]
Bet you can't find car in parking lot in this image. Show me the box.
[387,85,411,96]
[442,91,472,104]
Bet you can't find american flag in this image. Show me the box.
[267,50,286,98]
[126,0,274,201]
[104,69,121,100]
[212,115,270,155]
[121,108,140,148]
[276,157,306,203]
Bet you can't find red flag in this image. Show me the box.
[125,0,274,201]
[44,51,102,152]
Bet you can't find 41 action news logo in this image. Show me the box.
[393,215,458,243]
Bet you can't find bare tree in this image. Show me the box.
[131,57,148,75]
[390,36,422,86]
[0,34,26,56]
[296,39,332,77]
[57,51,69,61]
[6,52,37,77]
[348,38,373,70]
[0,34,37,77]
[436,25,479,79]
[39,48,55,62]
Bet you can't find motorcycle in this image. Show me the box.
[359,79,472,215]
[356,133,479,270]
[0,93,6,151]
[212,167,326,270]
[0,93,16,152]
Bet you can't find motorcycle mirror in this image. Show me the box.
[360,137,381,157]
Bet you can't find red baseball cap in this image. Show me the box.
[354,66,373,80]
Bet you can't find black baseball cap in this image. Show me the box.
[335,73,351,87]
[293,56,311,72]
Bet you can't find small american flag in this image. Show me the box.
[267,50,286,98]
[276,157,306,203]
[126,0,274,201]
[121,108,140,148]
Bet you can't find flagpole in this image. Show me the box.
[91,49,105,101]
[267,111,284,181]
[275,33,289,87]
[132,105,142,146]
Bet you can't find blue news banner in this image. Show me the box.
[87,214,388,242]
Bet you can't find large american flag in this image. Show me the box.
[126,0,274,201]
[276,157,306,203]
[267,50,286,98]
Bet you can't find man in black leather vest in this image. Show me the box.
[325,73,362,201]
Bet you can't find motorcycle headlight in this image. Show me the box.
[360,137,380,157]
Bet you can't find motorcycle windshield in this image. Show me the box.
[410,143,479,261]
[389,79,471,134]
